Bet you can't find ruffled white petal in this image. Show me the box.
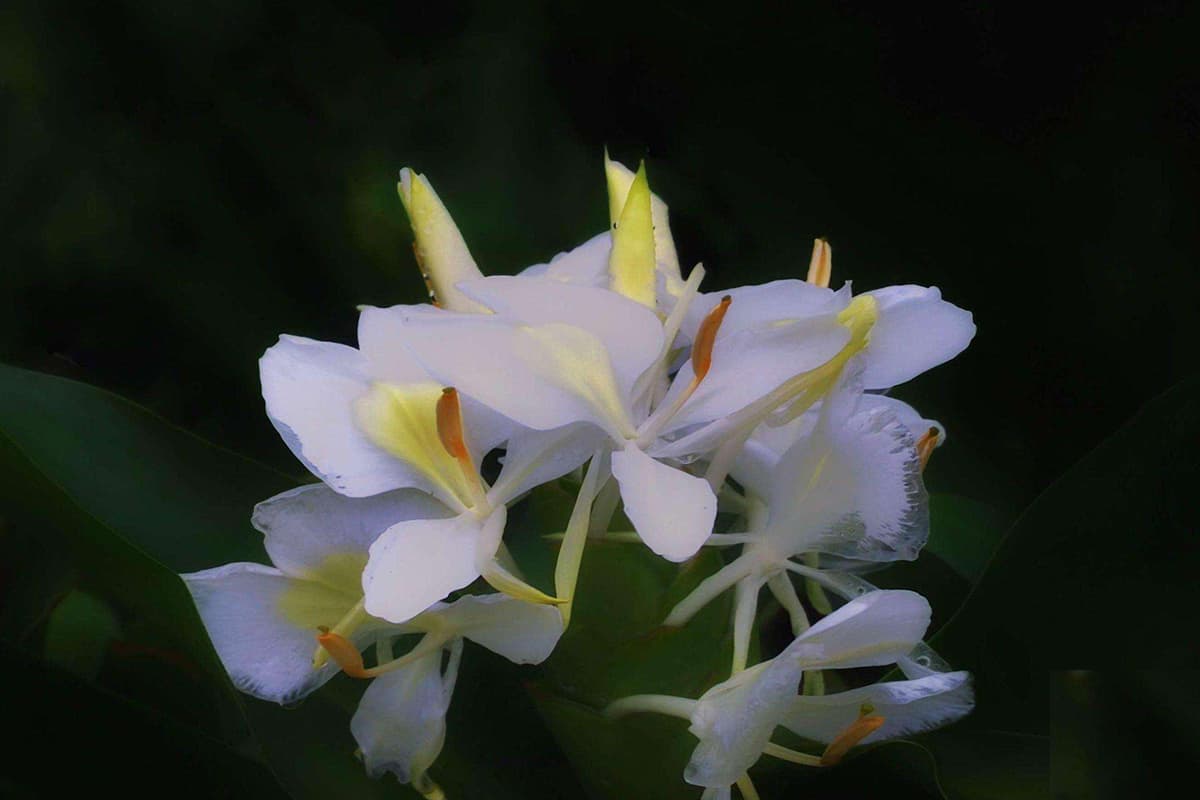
[362,512,484,624]
[611,445,716,562]
[781,589,931,670]
[456,276,664,401]
[253,483,452,590]
[781,671,974,744]
[351,645,453,782]
[433,593,564,664]
[860,285,975,389]
[181,563,352,704]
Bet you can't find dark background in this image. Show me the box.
[2,1,1197,796]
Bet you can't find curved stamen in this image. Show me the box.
[820,715,886,766]
[437,387,490,511]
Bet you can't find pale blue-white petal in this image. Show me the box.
[781,589,931,670]
[488,423,606,505]
[611,445,716,562]
[860,285,975,389]
[432,594,564,664]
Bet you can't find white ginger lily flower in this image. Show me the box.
[662,366,936,672]
[181,483,449,704]
[607,590,971,797]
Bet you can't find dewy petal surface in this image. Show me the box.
[781,671,974,745]
[181,563,355,704]
[362,511,487,623]
[611,445,717,562]
[260,335,421,497]
[253,483,452,591]
[859,285,975,389]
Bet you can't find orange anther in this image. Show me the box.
[436,387,470,461]
[806,238,832,289]
[692,295,732,382]
[916,427,939,471]
[820,715,886,766]
[316,630,369,678]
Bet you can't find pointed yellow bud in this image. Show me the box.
[608,161,657,309]
[397,168,489,313]
[807,238,832,288]
[604,151,681,279]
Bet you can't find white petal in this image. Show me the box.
[686,658,803,787]
[657,315,852,435]
[398,313,635,439]
[681,281,850,344]
[253,484,452,590]
[181,563,351,704]
[433,594,564,664]
[519,232,612,287]
[488,423,606,505]
[782,589,931,669]
[260,336,425,497]
[764,387,929,561]
[860,285,975,389]
[456,276,664,401]
[358,305,519,454]
[362,512,483,624]
[781,672,974,744]
[611,445,716,562]
[351,646,452,782]
[858,393,946,444]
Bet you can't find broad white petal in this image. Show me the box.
[352,646,451,782]
[686,658,803,787]
[457,276,664,401]
[362,513,483,624]
[181,563,353,704]
[681,281,850,344]
[782,589,931,670]
[519,232,612,287]
[358,305,519,455]
[261,335,418,497]
[611,445,716,562]
[860,285,975,389]
[488,423,606,505]
[433,594,564,664]
[858,393,946,444]
[399,313,635,439]
[658,315,852,434]
[253,484,452,590]
[781,672,974,744]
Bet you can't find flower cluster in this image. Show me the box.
[183,154,977,799]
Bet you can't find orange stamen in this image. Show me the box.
[316,629,369,679]
[806,238,832,289]
[691,295,732,383]
[916,427,939,471]
[436,387,470,462]
[820,715,886,766]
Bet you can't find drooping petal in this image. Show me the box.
[260,335,420,497]
[781,589,931,670]
[780,671,974,745]
[686,659,804,788]
[253,483,451,589]
[487,423,607,506]
[398,313,636,440]
[859,285,975,389]
[397,168,488,313]
[181,563,355,704]
[611,445,716,562]
[456,276,664,401]
[362,512,484,624]
[351,644,453,783]
[433,593,564,664]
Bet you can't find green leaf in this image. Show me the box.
[43,589,121,680]
[924,493,1008,585]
